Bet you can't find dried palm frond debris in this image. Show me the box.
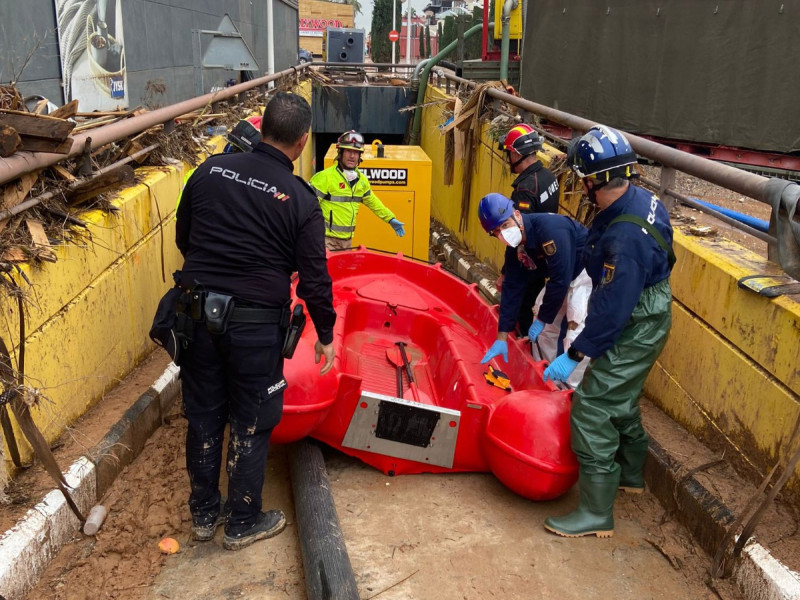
[0,77,291,272]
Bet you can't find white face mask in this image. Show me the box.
[342,169,358,182]
[500,225,523,248]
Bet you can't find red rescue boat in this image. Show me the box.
[273,248,578,501]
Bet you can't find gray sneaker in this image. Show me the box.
[191,501,231,542]
[223,509,286,551]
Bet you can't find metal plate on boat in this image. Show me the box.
[342,391,460,468]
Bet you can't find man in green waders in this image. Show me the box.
[542,125,675,538]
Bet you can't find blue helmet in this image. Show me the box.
[570,125,637,179]
[478,193,515,234]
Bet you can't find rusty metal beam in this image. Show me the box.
[436,73,771,204]
[0,65,309,187]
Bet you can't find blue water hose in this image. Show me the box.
[690,198,769,233]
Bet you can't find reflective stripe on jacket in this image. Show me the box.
[309,164,395,239]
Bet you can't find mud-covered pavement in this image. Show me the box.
[19,360,743,600]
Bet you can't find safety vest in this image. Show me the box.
[309,165,395,239]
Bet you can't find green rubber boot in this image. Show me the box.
[616,440,649,493]
[544,471,619,538]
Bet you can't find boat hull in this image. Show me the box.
[274,249,578,501]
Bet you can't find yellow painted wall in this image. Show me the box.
[0,166,185,463]
[418,84,800,493]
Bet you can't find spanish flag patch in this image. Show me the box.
[601,263,616,285]
[518,202,531,210]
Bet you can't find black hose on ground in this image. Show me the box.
[288,439,359,600]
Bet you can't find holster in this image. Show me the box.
[281,304,307,359]
[203,292,235,335]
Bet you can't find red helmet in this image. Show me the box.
[336,130,365,153]
[502,124,543,156]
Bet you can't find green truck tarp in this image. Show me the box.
[520,0,800,154]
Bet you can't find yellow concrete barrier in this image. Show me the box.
[1,167,184,462]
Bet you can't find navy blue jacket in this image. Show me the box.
[571,183,674,358]
[176,142,336,345]
[498,213,588,332]
[510,161,559,214]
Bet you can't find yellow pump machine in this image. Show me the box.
[323,142,432,260]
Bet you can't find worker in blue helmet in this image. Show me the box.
[477,193,591,387]
[543,125,676,539]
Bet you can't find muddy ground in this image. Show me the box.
[3,170,798,598]
[1,350,794,600]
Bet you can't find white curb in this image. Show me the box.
[0,363,181,600]
[736,539,800,600]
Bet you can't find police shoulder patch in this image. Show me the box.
[601,262,616,285]
[542,240,557,256]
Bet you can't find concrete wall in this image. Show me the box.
[0,166,185,459]
[419,85,800,496]
[0,0,299,107]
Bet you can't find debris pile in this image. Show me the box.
[0,83,266,270]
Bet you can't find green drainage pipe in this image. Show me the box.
[409,22,483,145]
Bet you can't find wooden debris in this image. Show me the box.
[1,172,39,233]
[50,99,79,120]
[689,225,716,237]
[50,164,77,182]
[0,109,76,154]
[0,124,21,157]
[0,109,75,140]
[2,247,26,262]
[17,136,74,154]
[25,219,57,262]
[66,165,136,205]
[0,85,24,111]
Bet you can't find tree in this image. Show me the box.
[344,0,362,15]
[465,7,483,60]
[370,0,402,64]
[440,15,456,56]
[418,24,425,60]
[425,25,432,57]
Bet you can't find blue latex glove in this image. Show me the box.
[526,319,545,342]
[543,353,579,383]
[481,340,508,364]
[389,218,405,237]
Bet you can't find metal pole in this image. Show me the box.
[267,0,275,88]
[406,0,412,63]
[392,0,397,67]
[436,71,771,204]
[0,65,308,187]
[192,29,204,97]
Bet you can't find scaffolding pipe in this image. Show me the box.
[438,72,770,204]
[0,65,308,187]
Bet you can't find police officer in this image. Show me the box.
[176,92,336,551]
[309,130,405,251]
[498,124,561,333]
[543,125,675,538]
[477,193,590,387]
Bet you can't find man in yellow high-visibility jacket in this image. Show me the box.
[309,130,405,251]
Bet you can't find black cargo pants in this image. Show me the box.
[180,320,286,535]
